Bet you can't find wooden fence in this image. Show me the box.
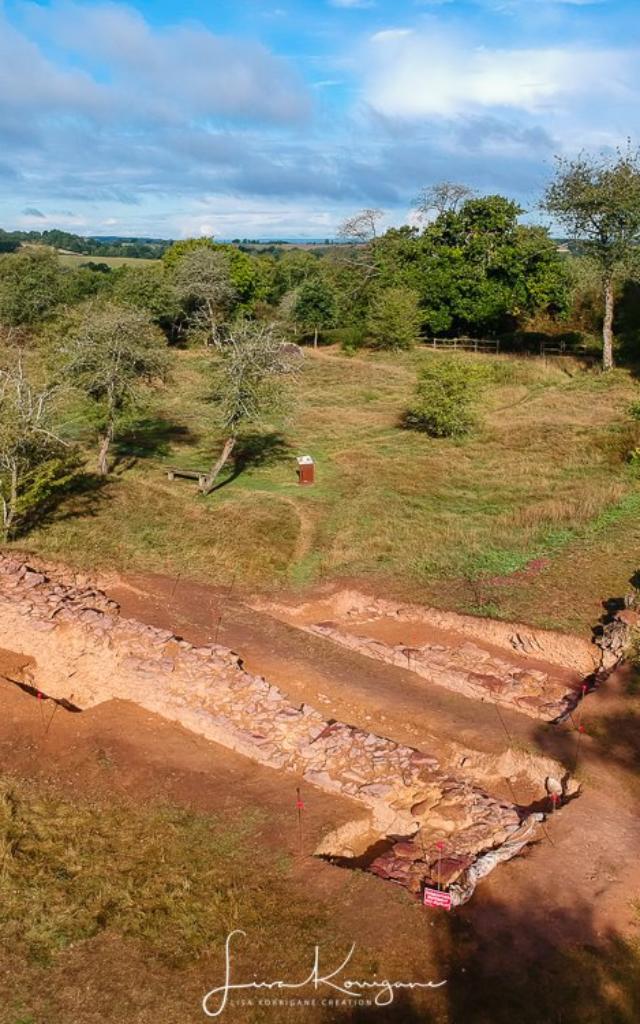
[429,337,500,353]
[428,337,594,358]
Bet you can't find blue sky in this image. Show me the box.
[0,0,638,238]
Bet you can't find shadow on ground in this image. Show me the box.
[113,417,197,468]
[324,894,640,1023]
[210,431,293,492]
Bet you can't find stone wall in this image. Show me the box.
[0,555,549,904]
[309,621,583,722]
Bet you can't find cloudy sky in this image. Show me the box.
[0,0,637,238]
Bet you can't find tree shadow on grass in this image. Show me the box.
[209,431,293,492]
[112,417,197,471]
[20,468,111,536]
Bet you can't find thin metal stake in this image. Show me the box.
[296,788,305,857]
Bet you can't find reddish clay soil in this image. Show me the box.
[102,571,640,948]
[2,567,640,1024]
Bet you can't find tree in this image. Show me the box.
[58,303,169,475]
[413,181,476,220]
[171,248,236,345]
[272,249,320,298]
[366,287,423,351]
[112,264,182,340]
[162,237,216,270]
[200,321,299,494]
[0,350,73,540]
[338,209,384,244]
[292,278,337,347]
[542,146,640,369]
[415,196,568,337]
[0,249,62,335]
[405,357,481,438]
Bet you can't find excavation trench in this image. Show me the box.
[0,557,579,906]
[255,588,598,723]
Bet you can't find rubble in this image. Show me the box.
[596,604,640,670]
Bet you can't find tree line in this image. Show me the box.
[1,146,640,540]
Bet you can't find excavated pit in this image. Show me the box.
[256,589,598,722]
[0,557,578,905]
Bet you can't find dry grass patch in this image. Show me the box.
[16,346,640,631]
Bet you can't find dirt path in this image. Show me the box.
[105,570,640,947]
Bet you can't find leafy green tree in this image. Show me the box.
[543,145,640,369]
[423,198,567,336]
[162,237,215,270]
[292,277,337,347]
[366,286,423,350]
[57,303,169,475]
[112,264,182,339]
[59,264,114,306]
[164,238,260,311]
[405,357,481,437]
[272,249,321,299]
[201,321,299,494]
[0,249,62,334]
[0,350,74,540]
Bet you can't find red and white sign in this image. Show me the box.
[423,887,452,911]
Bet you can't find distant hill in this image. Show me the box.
[0,228,172,259]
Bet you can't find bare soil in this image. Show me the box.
[3,569,640,1022]
[105,571,640,943]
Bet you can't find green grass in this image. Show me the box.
[0,773,388,1023]
[57,253,160,268]
[18,346,640,632]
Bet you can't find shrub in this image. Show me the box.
[404,356,482,437]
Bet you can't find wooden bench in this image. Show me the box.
[166,468,208,488]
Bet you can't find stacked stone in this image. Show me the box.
[0,555,538,902]
[596,606,640,670]
[309,620,582,722]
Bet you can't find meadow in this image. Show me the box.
[20,345,640,635]
[57,253,160,268]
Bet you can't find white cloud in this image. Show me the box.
[20,0,310,123]
[364,27,637,119]
[370,28,413,43]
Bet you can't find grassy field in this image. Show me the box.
[2,768,639,1024]
[20,346,640,634]
[57,253,160,268]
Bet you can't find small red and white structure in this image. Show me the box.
[296,455,315,485]
[423,887,452,911]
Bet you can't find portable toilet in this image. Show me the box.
[296,455,315,486]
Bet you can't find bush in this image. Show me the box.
[404,356,482,437]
